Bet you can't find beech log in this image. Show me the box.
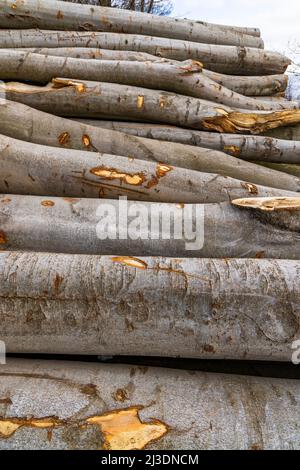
[3,79,300,134]
[0,51,294,111]
[0,30,288,75]
[14,48,288,96]
[1,195,300,259]
[0,0,263,48]
[1,359,300,449]
[1,100,300,188]
[76,120,300,164]
[0,253,299,362]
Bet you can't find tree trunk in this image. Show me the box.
[75,119,300,163]
[2,133,297,202]
[0,252,299,362]
[0,0,263,48]
[0,51,295,111]
[14,48,289,96]
[1,359,299,449]
[2,100,300,188]
[257,162,300,177]
[203,69,288,96]
[0,30,288,75]
[1,195,300,258]
[3,79,300,134]
[17,47,169,62]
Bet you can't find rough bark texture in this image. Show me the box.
[264,124,300,141]
[3,79,300,134]
[0,51,295,111]
[0,0,263,48]
[0,30,288,75]
[1,195,299,258]
[0,252,299,361]
[76,119,300,163]
[14,48,289,96]
[2,100,300,188]
[1,359,300,450]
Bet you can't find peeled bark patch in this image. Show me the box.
[0,407,167,450]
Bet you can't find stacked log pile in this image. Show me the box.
[0,0,300,450]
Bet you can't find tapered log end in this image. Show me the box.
[202,110,300,134]
[232,197,300,212]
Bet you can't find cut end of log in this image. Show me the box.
[201,110,300,134]
[232,197,300,212]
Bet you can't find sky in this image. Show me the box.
[172,0,300,69]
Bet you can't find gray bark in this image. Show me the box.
[257,162,300,178]
[3,79,300,134]
[0,252,299,362]
[2,100,300,188]
[1,195,300,258]
[76,119,300,163]
[1,359,300,449]
[0,30,288,75]
[0,51,295,111]
[0,0,263,48]
[264,124,300,141]
[16,47,170,62]
[14,48,288,96]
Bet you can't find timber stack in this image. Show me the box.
[0,0,300,450]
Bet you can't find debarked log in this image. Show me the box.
[0,30,287,75]
[1,195,300,259]
[1,100,300,190]
[12,48,289,96]
[1,359,300,450]
[3,79,300,134]
[75,119,300,164]
[0,0,263,48]
[0,51,294,111]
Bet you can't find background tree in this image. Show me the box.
[64,0,173,16]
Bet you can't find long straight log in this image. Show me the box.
[1,133,297,201]
[0,51,294,111]
[15,48,288,96]
[17,47,167,62]
[0,0,263,48]
[0,252,299,362]
[1,359,299,450]
[0,30,288,75]
[76,119,300,164]
[3,79,300,134]
[2,100,300,188]
[1,195,300,259]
